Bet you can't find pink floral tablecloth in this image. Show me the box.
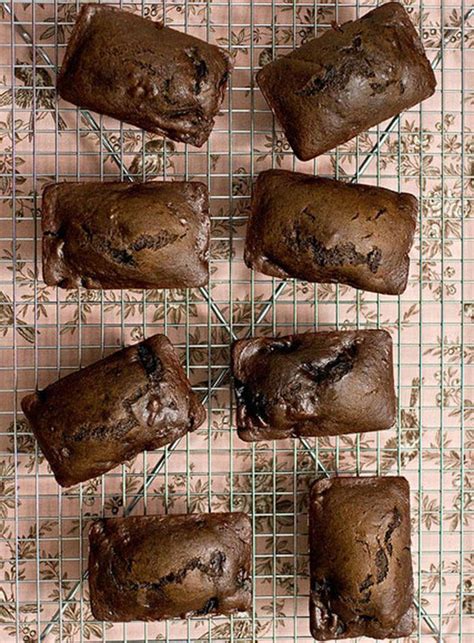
[0,1,472,641]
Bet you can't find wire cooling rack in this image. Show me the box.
[0,1,472,641]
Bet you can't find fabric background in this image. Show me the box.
[0,1,472,641]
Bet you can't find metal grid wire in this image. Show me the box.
[0,1,472,641]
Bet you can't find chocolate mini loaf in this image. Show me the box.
[57,4,232,146]
[309,477,415,639]
[89,512,252,621]
[21,335,205,487]
[42,180,209,289]
[232,330,395,442]
[257,2,436,160]
[245,169,417,295]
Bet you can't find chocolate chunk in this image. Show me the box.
[257,2,436,160]
[88,512,252,621]
[245,169,417,295]
[137,342,162,379]
[232,330,396,441]
[57,4,232,147]
[309,477,415,639]
[21,335,206,487]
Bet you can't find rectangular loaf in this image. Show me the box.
[89,512,252,621]
[245,169,417,295]
[232,330,395,441]
[21,335,205,487]
[309,476,415,639]
[257,2,436,160]
[58,5,232,146]
[42,180,209,290]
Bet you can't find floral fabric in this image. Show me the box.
[0,1,472,641]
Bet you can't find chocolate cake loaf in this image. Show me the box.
[57,4,232,146]
[89,512,252,621]
[232,329,395,441]
[257,2,436,160]
[21,335,205,487]
[42,180,209,289]
[309,476,415,639]
[245,169,417,295]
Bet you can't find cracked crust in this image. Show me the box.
[57,4,232,146]
[42,180,210,289]
[88,512,252,621]
[256,2,436,161]
[232,330,395,441]
[21,334,206,487]
[309,476,415,640]
[245,169,417,295]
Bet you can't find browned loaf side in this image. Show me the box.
[309,476,415,639]
[245,169,417,295]
[232,329,396,441]
[42,180,209,290]
[89,512,252,621]
[21,335,206,487]
[257,2,436,160]
[58,4,232,146]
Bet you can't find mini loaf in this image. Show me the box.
[57,4,232,146]
[232,330,395,442]
[245,169,417,295]
[89,512,252,621]
[42,180,209,289]
[257,2,436,160]
[309,477,415,639]
[21,335,205,487]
